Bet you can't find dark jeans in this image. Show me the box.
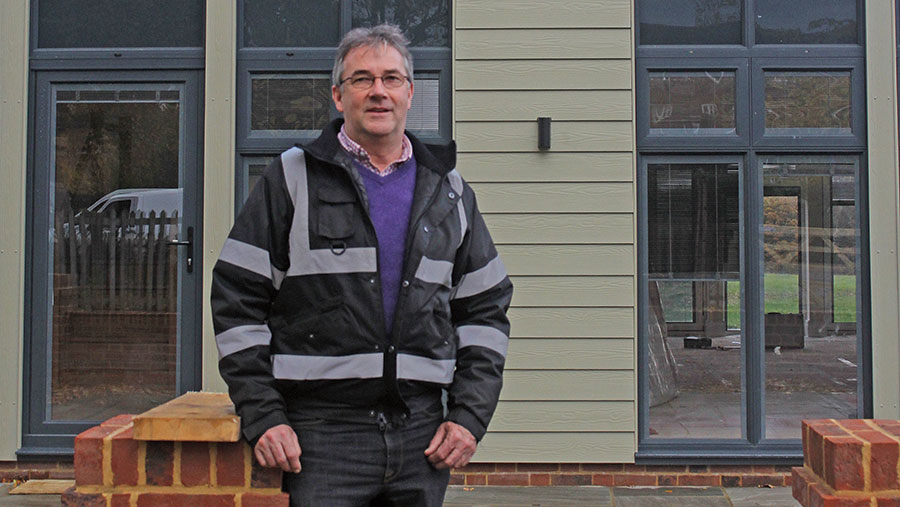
[282,399,451,507]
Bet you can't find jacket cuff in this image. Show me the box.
[242,410,290,448]
[447,406,487,442]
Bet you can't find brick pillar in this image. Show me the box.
[793,419,900,506]
[64,393,288,506]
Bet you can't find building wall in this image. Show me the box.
[0,0,29,461]
[453,0,637,462]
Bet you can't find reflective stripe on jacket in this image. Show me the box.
[211,119,513,445]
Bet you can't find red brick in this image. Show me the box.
[873,421,900,438]
[580,464,624,472]
[824,436,866,491]
[251,460,283,489]
[530,473,551,486]
[560,463,581,472]
[145,441,174,486]
[455,463,495,473]
[808,421,851,478]
[495,463,516,472]
[839,420,872,432]
[751,465,776,473]
[110,494,132,507]
[624,463,647,472]
[677,474,720,486]
[722,475,741,487]
[551,474,591,486]
[28,470,50,479]
[137,493,236,507]
[448,473,464,485]
[101,415,135,428]
[741,474,785,487]
[806,481,873,507]
[516,463,559,472]
[486,473,529,486]
[110,427,139,486]
[181,442,211,487]
[792,468,811,506]
[74,425,117,486]
[465,474,486,486]
[51,469,76,480]
[0,471,28,481]
[216,442,247,487]
[592,473,614,486]
[613,474,657,486]
[658,474,677,486]
[61,487,106,507]
[242,493,290,507]
[646,465,689,473]
[858,430,900,491]
[876,499,900,507]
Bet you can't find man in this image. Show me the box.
[211,24,512,506]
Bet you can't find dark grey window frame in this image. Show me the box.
[751,59,866,147]
[636,0,871,463]
[22,3,206,458]
[636,58,750,148]
[235,0,452,213]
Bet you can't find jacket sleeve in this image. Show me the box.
[210,156,294,446]
[447,180,513,441]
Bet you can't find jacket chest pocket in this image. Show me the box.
[316,186,357,240]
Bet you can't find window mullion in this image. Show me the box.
[744,152,764,445]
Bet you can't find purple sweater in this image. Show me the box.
[355,156,417,334]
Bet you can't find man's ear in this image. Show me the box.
[406,80,414,110]
[332,85,345,113]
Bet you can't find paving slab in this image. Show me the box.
[726,486,801,506]
[445,486,613,506]
[612,487,731,507]
[0,483,60,506]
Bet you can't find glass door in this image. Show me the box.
[23,71,202,451]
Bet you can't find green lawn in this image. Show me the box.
[725,274,856,328]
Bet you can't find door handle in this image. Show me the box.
[168,226,194,273]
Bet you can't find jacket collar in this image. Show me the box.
[299,119,456,176]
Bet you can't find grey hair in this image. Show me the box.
[332,24,414,87]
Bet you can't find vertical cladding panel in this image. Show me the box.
[454,1,636,463]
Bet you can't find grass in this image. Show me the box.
[656,275,856,329]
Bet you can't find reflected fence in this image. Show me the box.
[53,206,180,312]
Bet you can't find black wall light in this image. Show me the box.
[538,117,551,150]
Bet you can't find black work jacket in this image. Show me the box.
[211,120,513,445]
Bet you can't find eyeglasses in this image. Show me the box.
[340,73,410,90]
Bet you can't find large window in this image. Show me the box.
[235,0,451,207]
[636,0,869,459]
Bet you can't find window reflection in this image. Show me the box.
[756,0,857,44]
[639,0,742,45]
[650,71,737,135]
[647,162,743,439]
[762,159,859,439]
[765,71,851,135]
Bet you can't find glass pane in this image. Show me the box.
[49,85,183,421]
[250,75,332,132]
[639,0,742,45]
[649,71,736,135]
[407,77,440,132]
[352,0,450,47]
[37,0,204,48]
[240,157,275,206]
[242,0,340,47]
[647,163,742,439]
[762,159,859,439]
[756,0,857,44]
[765,71,852,135]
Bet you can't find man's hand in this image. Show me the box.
[424,421,477,469]
[254,424,301,473]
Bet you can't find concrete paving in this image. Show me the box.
[0,482,800,506]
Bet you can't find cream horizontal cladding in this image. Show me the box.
[456,29,631,59]
[456,90,633,121]
[509,276,634,307]
[484,214,633,244]
[490,401,635,432]
[472,182,633,213]
[455,60,632,91]
[477,432,635,463]
[455,0,636,463]
[459,152,633,182]
[505,339,634,369]
[456,0,631,29]
[457,121,632,152]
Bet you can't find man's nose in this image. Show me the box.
[368,77,389,96]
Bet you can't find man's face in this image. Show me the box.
[332,44,414,144]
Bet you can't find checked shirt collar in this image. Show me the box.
[338,124,413,177]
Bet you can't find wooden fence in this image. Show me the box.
[53,206,180,312]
